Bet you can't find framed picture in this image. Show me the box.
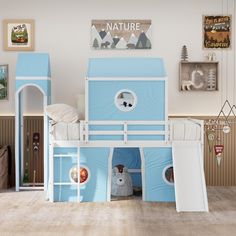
[179,61,219,92]
[3,19,35,51]
[0,65,8,100]
[91,20,151,50]
[203,15,231,49]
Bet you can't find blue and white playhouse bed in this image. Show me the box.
[15,55,208,212]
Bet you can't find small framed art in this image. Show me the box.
[203,15,231,49]
[0,65,8,100]
[3,19,35,51]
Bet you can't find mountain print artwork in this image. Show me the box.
[11,24,29,45]
[3,19,35,51]
[91,20,151,50]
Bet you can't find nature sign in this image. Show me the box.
[0,65,8,100]
[203,15,231,49]
[91,20,151,50]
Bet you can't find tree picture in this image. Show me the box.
[93,38,99,49]
[0,65,8,100]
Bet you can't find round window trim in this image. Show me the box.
[114,89,137,112]
[69,165,90,185]
[162,164,174,186]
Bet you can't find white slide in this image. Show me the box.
[172,141,209,212]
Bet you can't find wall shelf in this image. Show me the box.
[179,61,219,92]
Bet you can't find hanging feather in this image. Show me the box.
[206,130,216,153]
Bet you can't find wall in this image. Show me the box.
[0,0,235,115]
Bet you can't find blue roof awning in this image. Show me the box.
[16,53,51,77]
[87,58,166,77]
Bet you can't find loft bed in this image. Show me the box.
[47,58,208,212]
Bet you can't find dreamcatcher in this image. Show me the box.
[205,101,236,166]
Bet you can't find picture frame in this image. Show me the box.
[91,19,151,50]
[179,61,219,92]
[0,65,8,101]
[203,15,231,49]
[3,19,35,51]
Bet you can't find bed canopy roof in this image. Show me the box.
[87,58,166,78]
[15,53,51,95]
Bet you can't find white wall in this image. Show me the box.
[0,0,235,115]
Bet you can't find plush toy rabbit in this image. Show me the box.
[111,165,133,197]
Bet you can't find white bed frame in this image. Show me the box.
[48,117,204,203]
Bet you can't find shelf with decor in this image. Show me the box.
[179,61,219,92]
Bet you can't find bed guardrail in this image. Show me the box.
[80,120,169,143]
[49,118,204,147]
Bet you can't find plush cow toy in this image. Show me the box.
[111,164,133,197]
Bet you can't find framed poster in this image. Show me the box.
[91,20,151,50]
[3,19,35,51]
[203,15,231,49]
[0,65,8,100]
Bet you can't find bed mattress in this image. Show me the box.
[52,122,80,140]
[170,119,202,141]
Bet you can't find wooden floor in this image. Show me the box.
[0,187,236,236]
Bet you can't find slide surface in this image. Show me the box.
[172,142,209,212]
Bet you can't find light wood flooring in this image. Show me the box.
[0,187,236,236]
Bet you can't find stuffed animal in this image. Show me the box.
[111,164,133,197]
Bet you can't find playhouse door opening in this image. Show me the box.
[21,86,44,187]
[111,148,142,201]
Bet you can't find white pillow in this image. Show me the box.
[45,104,79,123]
[76,94,85,119]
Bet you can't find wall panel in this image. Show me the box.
[23,116,44,185]
[0,116,15,186]
[0,116,44,187]
[171,116,236,186]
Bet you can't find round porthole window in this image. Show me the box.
[114,89,137,112]
[69,165,90,185]
[163,165,174,185]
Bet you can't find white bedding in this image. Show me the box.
[170,119,202,141]
[53,122,80,140]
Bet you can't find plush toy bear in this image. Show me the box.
[111,164,133,197]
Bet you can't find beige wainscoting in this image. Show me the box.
[0,116,236,186]
[170,116,236,186]
[0,116,15,186]
[203,117,236,186]
[23,116,44,184]
[0,116,44,187]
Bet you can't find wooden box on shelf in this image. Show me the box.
[179,61,219,91]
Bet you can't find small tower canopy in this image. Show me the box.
[16,53,51,77]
